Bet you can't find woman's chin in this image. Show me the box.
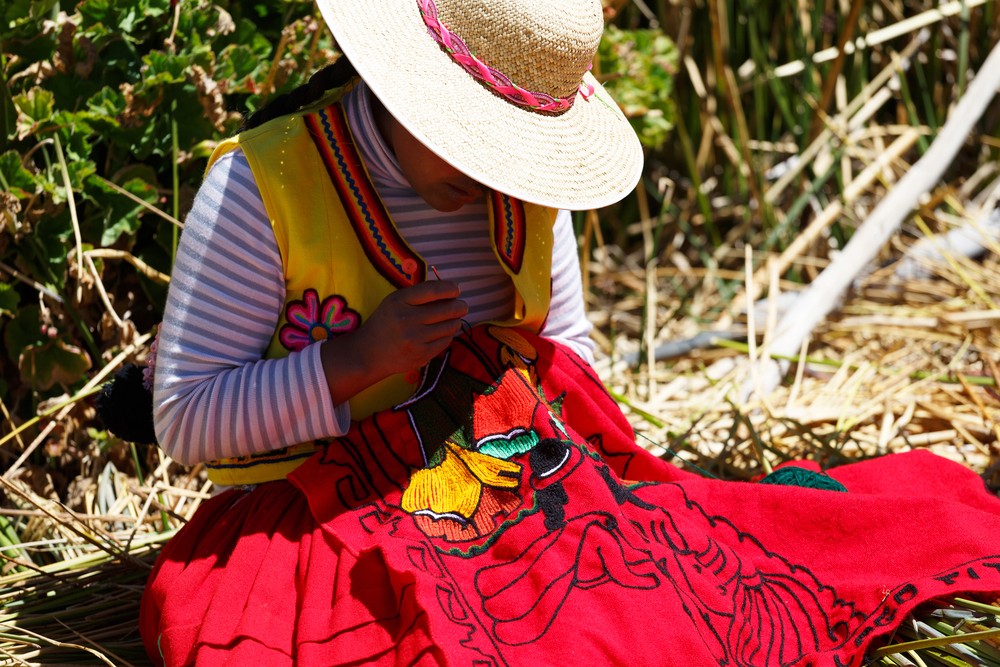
[428,193,478,212]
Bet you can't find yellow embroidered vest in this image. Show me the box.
[201,84,556,485]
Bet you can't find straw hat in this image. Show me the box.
[315,0,644,210]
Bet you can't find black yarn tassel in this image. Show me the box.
[94,363,158,445]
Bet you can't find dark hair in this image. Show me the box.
[238,55,358,133]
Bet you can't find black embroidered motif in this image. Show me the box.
[535,481,568,531]
[934,572,960,585]
[893,584,918,605]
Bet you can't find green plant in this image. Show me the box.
[598,25,678,149]
[0,0,337,416]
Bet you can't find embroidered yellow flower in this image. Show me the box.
[402,441,521,522]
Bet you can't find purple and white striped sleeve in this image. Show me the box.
[152,150,350,465]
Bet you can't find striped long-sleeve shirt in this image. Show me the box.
[152,81,594,465]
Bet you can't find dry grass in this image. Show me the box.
[594,251,1000,487]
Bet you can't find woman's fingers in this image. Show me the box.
[415,298,468,324]
[402,280,462,305]
[363,282,468,371]
[421,318,464,343]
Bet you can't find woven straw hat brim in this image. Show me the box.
[315,0,643,211]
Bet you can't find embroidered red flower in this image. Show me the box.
[279,289,360,352]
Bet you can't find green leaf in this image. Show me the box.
[13,87,54,124]
[230,18,273,59]
[87,86,127,117]
[50,159,96,203]
[141,51,188,83]
[85,87,125,134]
[188,41,216,73]
[2,0,58,28]
[113,113,163,161]
[5,306,91,390]
[1,0,32,26]
[137,242,170,309]
[111,163,160,187]
[13,87,54,139]
[0,151,40,198]
[143,0,169,19]
[86,175,158,246]
[77,0,116,29]
[189,139,218,161]
[78,21,114,49]
[69,160,97,190]
[33,207,73,274]
[4,305,48,364]
[598,27,678,149]
[0,68,17,151]
[178,6,223,43]
[216,44,260,86]
[117,3,142,33]
[0,283,20,318]
[20,339,92,391]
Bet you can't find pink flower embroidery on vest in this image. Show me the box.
[279,289,360,352]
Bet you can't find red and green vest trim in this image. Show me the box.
[304,103,426,288]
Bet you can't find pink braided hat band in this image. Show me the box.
[417,0,595,112]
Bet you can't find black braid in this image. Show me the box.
[239,55,358,133]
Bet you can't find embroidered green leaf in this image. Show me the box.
[478,431,539,460]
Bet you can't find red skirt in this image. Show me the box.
[141,326,1000,666]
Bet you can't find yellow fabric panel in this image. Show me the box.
[485,201,554,332]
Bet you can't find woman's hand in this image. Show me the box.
[320,281,468,406]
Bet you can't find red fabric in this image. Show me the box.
[141,326,1000,666]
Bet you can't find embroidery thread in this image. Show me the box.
[279,289,360,352]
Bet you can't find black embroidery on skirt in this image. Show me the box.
[535,481,568,531]
[893,584,918,605]
[934,572,959,585]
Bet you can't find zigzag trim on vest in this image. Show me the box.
[305,104,425,288]
[490,190,527,275]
